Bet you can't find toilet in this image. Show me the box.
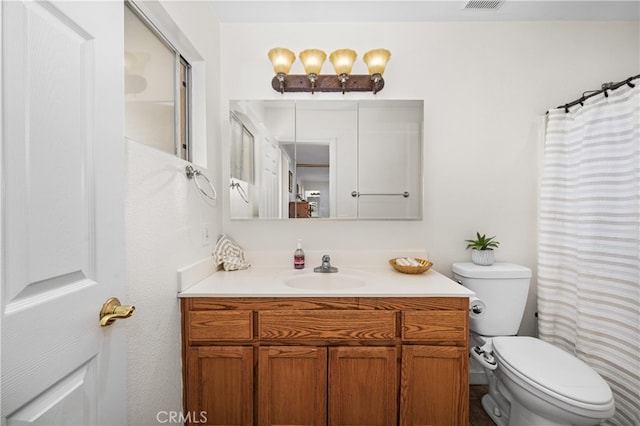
[453,262,615,426]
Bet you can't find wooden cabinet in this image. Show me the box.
[185,346,253,426]
[181,297,468,426]
[289,201,309,218]
[329,346,398,426]
[400,345,468,426]
[258,346,327,426]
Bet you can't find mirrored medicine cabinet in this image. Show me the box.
[229,99,423,220]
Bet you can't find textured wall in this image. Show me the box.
[126,141,218,424]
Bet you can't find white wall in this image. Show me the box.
[125,2,221,424]
[219,21,639,337]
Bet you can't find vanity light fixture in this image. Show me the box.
[268,48,296,93]
[299,49,327,94]
[268,47,390,94]
[329,49,357,93]
[363,49,391,94]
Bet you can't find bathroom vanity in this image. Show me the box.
[179,261,472,426]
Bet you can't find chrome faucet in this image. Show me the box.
[314,255,338,273]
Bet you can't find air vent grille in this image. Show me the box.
[463,0,504,10]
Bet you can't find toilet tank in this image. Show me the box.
[452,262,531,336]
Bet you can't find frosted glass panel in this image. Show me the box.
[124,6,176,155]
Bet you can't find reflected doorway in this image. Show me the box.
[282,141,334,218]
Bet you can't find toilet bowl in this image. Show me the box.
[490,336,615,426]
[453,262,615,426]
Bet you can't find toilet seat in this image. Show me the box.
[492,336,615,412]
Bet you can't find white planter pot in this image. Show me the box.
[471,249,495,266]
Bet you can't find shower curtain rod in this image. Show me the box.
[554,74,639,113]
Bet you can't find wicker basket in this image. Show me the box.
[389,258,433,274]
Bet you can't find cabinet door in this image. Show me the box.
[328,346,398,425]
[186,346,253,426]
[258,346,327,426]
[400,345,468,426]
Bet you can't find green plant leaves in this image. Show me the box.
[465,232,500,250]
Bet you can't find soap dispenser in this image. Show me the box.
[294,239,305,269]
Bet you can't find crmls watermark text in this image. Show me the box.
[156,411,208,424]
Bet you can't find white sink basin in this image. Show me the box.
[285,273,366,290]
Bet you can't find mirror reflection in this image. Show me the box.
[229,100,423,220]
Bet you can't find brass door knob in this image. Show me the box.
[99,297,135,327]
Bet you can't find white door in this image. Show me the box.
[1,1,128,425]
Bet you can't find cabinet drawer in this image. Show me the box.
[188,310,253,342]
[259,310,396,340]
[402,311,467,342]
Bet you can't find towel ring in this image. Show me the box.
[185,165,217,201]
[230,180,249,204]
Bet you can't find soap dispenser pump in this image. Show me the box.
[294,239,305,269]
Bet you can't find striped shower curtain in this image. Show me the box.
[538,82,639,425]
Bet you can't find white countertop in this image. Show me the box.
[178,265,474,298]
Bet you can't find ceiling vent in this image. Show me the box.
[463,0,504,10]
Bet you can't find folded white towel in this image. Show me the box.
[213,235,251,271]
[396,257,420,267]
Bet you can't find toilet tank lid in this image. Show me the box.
[452,262,532,279]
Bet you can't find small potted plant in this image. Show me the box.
[465,232,500,266]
